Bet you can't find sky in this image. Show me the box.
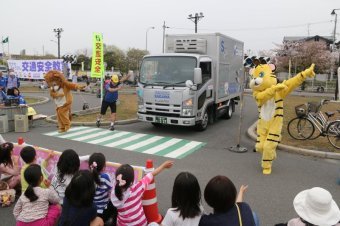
[0,0,339,57]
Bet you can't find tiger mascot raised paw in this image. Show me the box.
[249,60,315,175]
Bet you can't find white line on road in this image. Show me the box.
[142,138,182,154]
[45,126,85,136]
[104,134,147,147]
[58,128,100,138]
[73,130,113,141]
[123,136,164,151]
[88,132,131,144]
[164,141,202,158]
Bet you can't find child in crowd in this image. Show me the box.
[20,146,53,192]
[8,87,26,105]
[199,175,256,226]
[0,142,20,189]
[50,149,80,204]
[89,153,116,223]
[111,160,173,226]
[276,187,340,226]
[58,170,104,226]
[162,172,203,226]
[13,164,61,226]
[0,89,7,104]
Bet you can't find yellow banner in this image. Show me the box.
[91,33,104,78]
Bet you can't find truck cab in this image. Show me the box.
[137,33,243,131]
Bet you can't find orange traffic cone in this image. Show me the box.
[142,159,162,223]
[18,137,25,145]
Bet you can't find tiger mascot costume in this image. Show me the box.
[249,60,315,175]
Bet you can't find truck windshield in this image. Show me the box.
[139,56,197,85]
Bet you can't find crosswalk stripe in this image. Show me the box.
[164,141,203,158]
[123,136,164,151]
[88,132,131,144]
[58,128,100,139]
[73,130,113,141]
[45,126,85,136]
[142,138,182,154]
[104,134,148,147]
[133,137,172,153]
[43,126,206,159]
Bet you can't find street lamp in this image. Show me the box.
[331,9,339,50]
[331,9,340,100]
[188,12,204,33]
[162,21,170,53]
[145,26,155,52]
[53,28,63,59]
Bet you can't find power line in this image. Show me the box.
[170,20,332,32]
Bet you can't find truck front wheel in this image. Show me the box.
[195,111,209,131]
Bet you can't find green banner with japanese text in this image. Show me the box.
[91,33,104,78]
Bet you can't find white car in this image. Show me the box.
[0,65,7,73]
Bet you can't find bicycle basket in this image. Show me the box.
[295,104,307,117]
[307,102,321,113]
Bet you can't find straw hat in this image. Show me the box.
[293,187,340,226]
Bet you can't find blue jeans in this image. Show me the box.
[253,211,260,226]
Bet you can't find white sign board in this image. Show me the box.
[7,59,70,80]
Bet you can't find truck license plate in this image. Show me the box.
[155,116,167,124]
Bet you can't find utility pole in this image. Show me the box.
[331,9,339,100]
[162,21,169,53]
[53,28,63,59]
[307,23,310,36]
[188,12,204,33]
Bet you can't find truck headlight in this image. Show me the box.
[138,105,146,112]
[183,98,193,107]
[138,95,143,105]
[182,109,193,116]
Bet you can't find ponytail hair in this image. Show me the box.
[89,153,106,185]
[114,164,134,201]
[24,164,42,202]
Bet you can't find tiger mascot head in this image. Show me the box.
[249,59,278,92]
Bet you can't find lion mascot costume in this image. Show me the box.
[249,60,315,175]
[44,70,84,133]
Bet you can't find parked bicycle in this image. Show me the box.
[287,99,340,149]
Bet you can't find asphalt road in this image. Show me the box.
[1,91,339,226]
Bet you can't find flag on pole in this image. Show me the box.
[2,37,9,44]
[91,33,104,78]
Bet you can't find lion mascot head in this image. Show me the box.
[44,70,67,87]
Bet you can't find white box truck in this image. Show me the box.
[137,33,244,130]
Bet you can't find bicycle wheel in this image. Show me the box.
[326,120,340,149]
[287,117,315,140]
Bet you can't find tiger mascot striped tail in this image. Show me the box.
[249,61,315,175]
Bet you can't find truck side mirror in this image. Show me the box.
[194,68,202,85]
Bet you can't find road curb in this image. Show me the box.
[247,121,340,160]
[25,95,50,106]
[45,107,138,126]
